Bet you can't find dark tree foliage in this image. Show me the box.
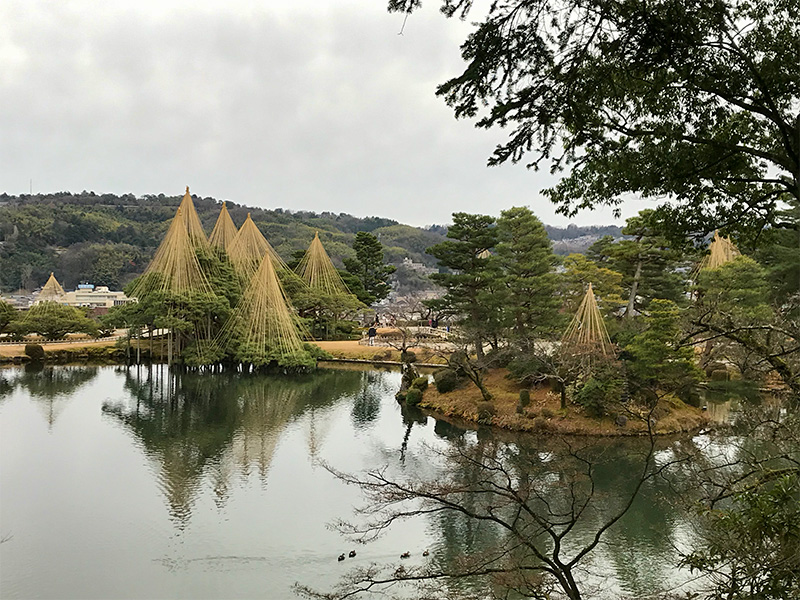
[8,303,99,341]
[343,232,396,305]
[0,301,16,333]
[426,213,502,358]
[494,206,561,345]
[586,210,691,316]
[390,0,800,240]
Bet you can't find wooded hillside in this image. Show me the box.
[0,191,620,291]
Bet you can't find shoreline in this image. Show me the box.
[0,338,447,366]
[0,342,721,438]
[414,368,711,437]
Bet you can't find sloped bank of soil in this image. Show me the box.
[419,368,709,436]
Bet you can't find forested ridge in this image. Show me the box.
[0,191,620,291]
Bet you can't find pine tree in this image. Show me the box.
[427,213,501,358]
[343,232,396,305]
[494,207,561,349]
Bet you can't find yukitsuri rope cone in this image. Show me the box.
[36,272,66,304]
[208,202,238,252]
[295,231,350,296]
[177,186,210,251]
[128,204,213,298]
[218,253,305,365]
[227,213,290,282]
[24,272,68,326]
[700,230,739,270]
[561,283,613,363]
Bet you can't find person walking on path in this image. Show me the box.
[367,326,377,346]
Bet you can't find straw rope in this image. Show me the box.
[208,202,238,252]
[128,197,213,298]
[295,231,350,296]
[178,186,210,251]
[700,230,739,270]
[36,272,66,303]
[562,283,613,356]
[228,213,291,282]
[218,253,305,363]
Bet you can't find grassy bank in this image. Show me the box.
[418,368,709,436]
[0,338,448,366]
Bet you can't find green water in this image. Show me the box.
[0,364,740,599]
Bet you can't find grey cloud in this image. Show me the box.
[0,1,630,227]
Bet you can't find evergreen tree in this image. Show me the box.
[560,253,626,317]
[9,303,99,341]
[494,207,561,348]
[587,211,689,317]
[0,301,16,333]
[390,0,800,239]
[343,232,396,305]
[625,299,703,404]
[427,213,501,358]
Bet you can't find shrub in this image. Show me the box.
[412,376,428,390]
[477,401,495,424]
[575,376,623,418]
[24,343,45,361]
[519,389,531,407]
[541,408,555,419]
[507,355,550,386]
[434,368,459,393]
[405,387,422,406]
[401,350,417,364]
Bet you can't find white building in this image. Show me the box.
[62,284,132,309]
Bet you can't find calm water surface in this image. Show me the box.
[1,364,720,599]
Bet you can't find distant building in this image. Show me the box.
[1,293,34,309]
[62,284,133,309]
[398,257,437,277]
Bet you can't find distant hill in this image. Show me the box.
[0,192,620,291]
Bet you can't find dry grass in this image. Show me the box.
[420,368,709,436]
[0,338,118,358]
[311,340,447,364]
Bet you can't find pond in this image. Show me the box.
[0,364,754,599]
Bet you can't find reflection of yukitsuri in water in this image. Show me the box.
[102,366,367,525]
[210,376,313,500]
[13,364,98,428]
[105,366,242,526]
[303,371,372,460]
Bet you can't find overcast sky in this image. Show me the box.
[0,0,642,228]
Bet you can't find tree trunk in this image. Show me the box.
[474,336,484,360]
[625,256,642,319]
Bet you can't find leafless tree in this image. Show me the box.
[296,411,686,600]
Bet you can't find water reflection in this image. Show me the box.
[2,364,790,600]
[381,430,706,599]
[0,372,13,402]
[101,366,367,526]
[1,364,99,427]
